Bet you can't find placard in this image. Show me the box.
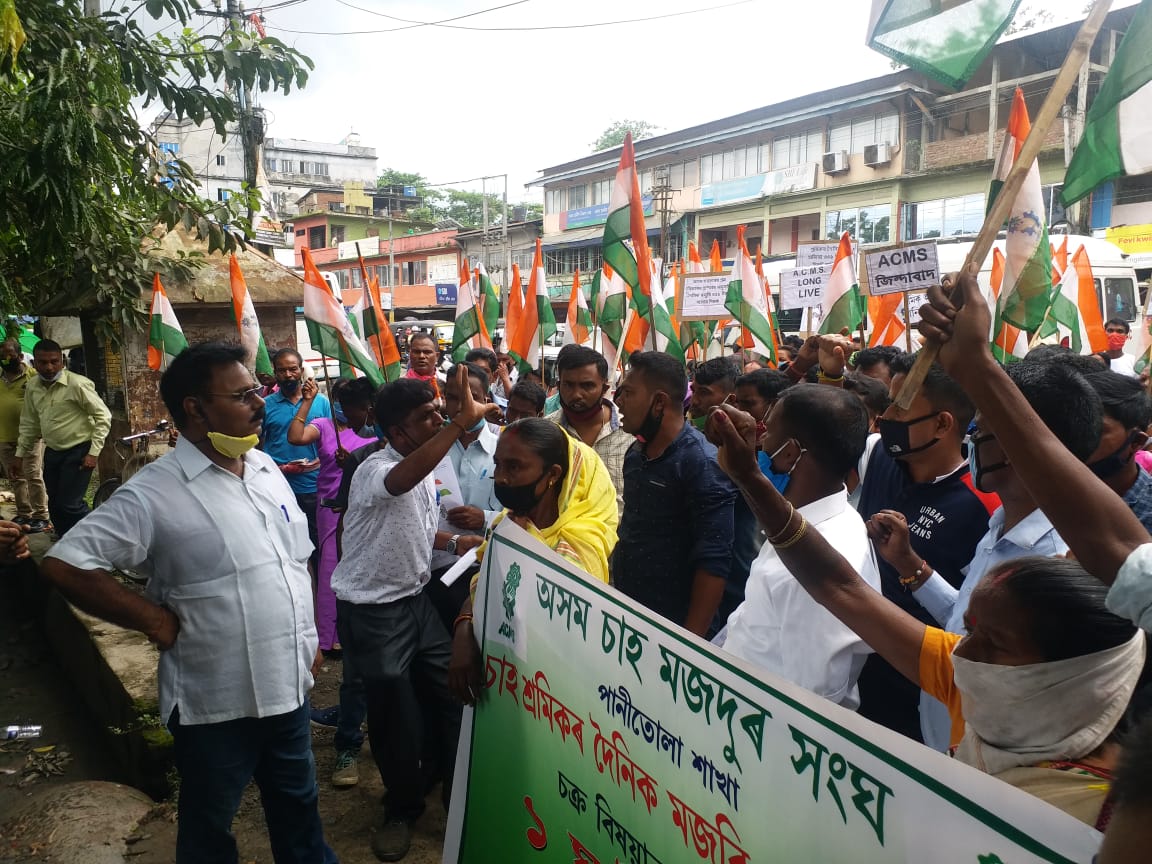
[796,240,857,269]
[444,521,1101,864]
[864,241,941,296]
[677,272,731,321]
[779,265,829,309]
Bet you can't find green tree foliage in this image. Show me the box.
[377,169,540,229]
[0,0,312,337]
[592,119,659,152]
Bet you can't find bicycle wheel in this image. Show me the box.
[92,477,121,508]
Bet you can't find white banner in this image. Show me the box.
[780,265,829,309]
[679,273,732,320]
[864,241,941,297]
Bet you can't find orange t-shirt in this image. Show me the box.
[918,627,965,749]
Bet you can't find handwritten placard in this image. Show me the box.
[797,240,856,269]
[678,272,731,321]
[864,241,941,296]
[779,265,829,309]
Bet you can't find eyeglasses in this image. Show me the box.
[205,386,263,404]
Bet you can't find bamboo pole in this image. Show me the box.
[356,243,391,383]
[893,0,1113,409]
[903,293,913,352]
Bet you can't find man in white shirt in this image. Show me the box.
[332,368,487,862]
[719,384,880,709]
[1105,318,1139,378]
[40,343,336,864]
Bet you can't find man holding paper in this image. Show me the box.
[331,367,488,862]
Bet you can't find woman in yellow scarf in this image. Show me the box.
[448,418,619,703]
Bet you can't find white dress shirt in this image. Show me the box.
[723,488,880,709]
[431,422,501,571]
[331,445,437,605]
[914,506,1067,634]
[46,437,318,726]
[1108,542,1152,631]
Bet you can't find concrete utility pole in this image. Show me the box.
[199,0,262,220]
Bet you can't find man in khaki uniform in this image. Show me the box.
[0,339,50,533]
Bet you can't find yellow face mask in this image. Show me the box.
[205,431,259,459]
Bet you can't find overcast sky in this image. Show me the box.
[179,0,1118,204]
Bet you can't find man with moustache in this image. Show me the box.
[545,344,632,517]
[41,343,336,864]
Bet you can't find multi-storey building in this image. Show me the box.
[531,7,1148,290]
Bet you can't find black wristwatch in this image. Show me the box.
[446,534,460,555]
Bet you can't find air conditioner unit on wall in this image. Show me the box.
[822,151,849,175]
[864,143,892,167]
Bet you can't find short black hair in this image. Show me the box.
[1005,361,1102,461]
[782,335,804,353]
[628,350,688,404]
[994,556,1138,661]
[374,378,435,434]
[1023,343,1109,376]
[776,383,869,477]
[891,352,975,431]
[335,376,376,409]
[1107,317,1131,334]
[502,418,569,486]
[1088,370,1152,431]
[447,362,490,393]
[556,344,609,381]
[32,338,62,357]
[464,347,498,372]
[694,357,740,391]
[843,372,891,417]
[735,368,792,403]
[271,347,302,368]
[510,379,546,413]
[160,342,248,428]
[408,331,437,349]
[854,345,906,372]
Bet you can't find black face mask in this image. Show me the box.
[1088,432,1140,479]
[494,471,548,515]
[278,378,300,395]
[0,359,18,371]
[636,398,664,443]
[878,412,940,458]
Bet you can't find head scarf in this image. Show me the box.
[951,631,1146,776]
[478,431,618,584]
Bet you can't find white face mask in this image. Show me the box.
[950,632,1146,775]
[38,370,63,384]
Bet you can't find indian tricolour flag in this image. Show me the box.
[867,0,1022,89]
[1035,245,1108,355]
[301,248,384,386]
[818,232,865,335]
[990,247,1028,364]
[510,238,556,372]
[228,255,272,377]
[1063,0,1152,206]
[349,276,402,382]
[147,273,187,372]
[476,262,500,341]
[992,87,1052,332]
[563,269,593,347]
[450,263,483,362]
[725,226,779,363]
[597,262,628,372]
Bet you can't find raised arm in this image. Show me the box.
[706,404,927,685]
[286,378,323,446]
[917,269,1150,584]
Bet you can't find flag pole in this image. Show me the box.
[903,293,913,352]
[894,0,1114,409]
[1027,302,1057,349]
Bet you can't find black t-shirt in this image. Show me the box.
[855,446,999,742]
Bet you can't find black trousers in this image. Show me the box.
[293,492,319,573]
[336,592,462,822]
[43,442,93,536]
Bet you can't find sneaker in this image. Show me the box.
[310,705,339,729]
[331,749,359,787]
[25,519,51,534]
[371,817,411,862]
[12,516,30,528]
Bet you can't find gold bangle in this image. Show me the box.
[772,515,809,549]
[766,503,796,544]
[293,416,307,423]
